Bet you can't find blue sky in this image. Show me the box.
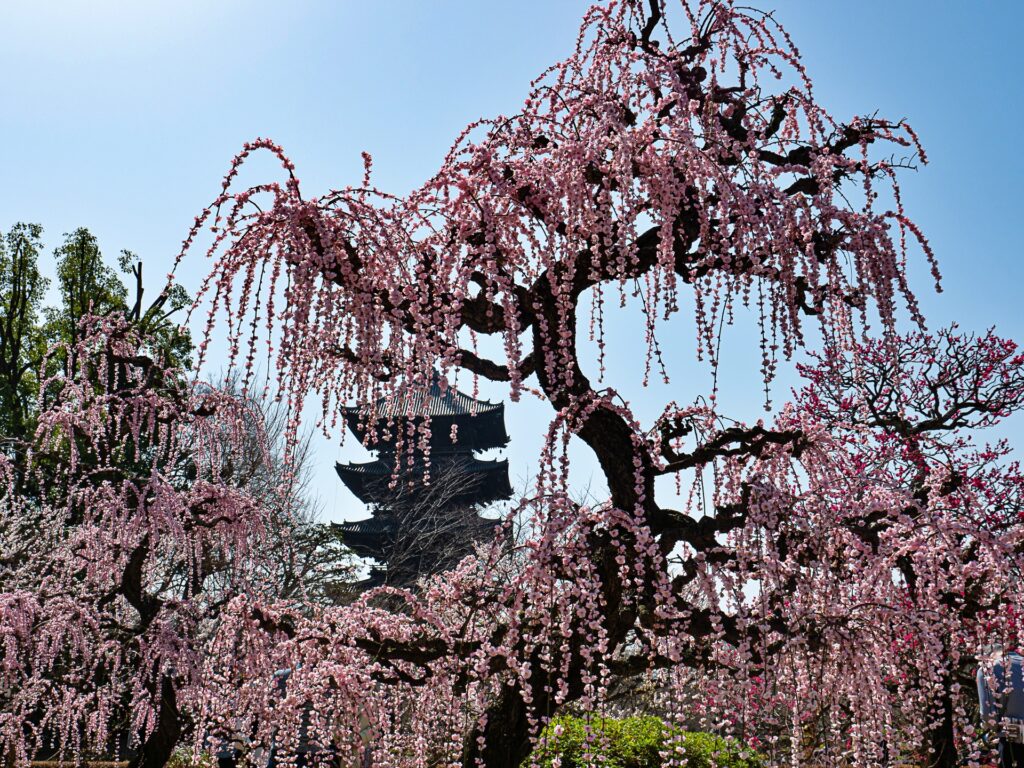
[3,1,1022,522]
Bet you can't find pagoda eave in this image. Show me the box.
[335,458,512,507]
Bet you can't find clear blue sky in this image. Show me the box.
[3,1,1022,522]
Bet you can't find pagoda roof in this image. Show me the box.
[332,517,393,559]
[336,456,506,477]
[342,376,509,452]
[349,567,387,592]
[334,516,392,535]
[344,376,502,420]
[335,456,512,507]
[332,512,503,561]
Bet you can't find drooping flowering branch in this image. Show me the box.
[0,316,287,768]
[5,1,1019,767]
[178,0,935,431]
[194,327,1024,766]
[166,1,977,765]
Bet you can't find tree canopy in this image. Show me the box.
[0,227,346,768]
[0,225,192,445]
[2,2,1022,767]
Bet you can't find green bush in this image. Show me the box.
[166,749,216,768]
[530,715,762,768]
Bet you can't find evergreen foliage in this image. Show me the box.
[532,716,762,768]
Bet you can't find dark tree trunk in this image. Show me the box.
[926,685,958,768]
[461,687,534,768]
[128,676,181,768]
[455,276,652,767]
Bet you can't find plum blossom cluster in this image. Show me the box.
[168,0,999,763]
[0,316,282,768]
[3,1,1019,767]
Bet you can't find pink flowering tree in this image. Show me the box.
[193,327,1024,767]
[4,0,1023,767]
[172,1,1024,764]
[0,315,285,768]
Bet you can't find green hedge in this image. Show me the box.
[530,715,762,768]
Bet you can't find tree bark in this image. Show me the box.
[462,687,535,768]
[128,676,181,768]
[926,683,958,768]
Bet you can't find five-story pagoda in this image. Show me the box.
[334,374,511,591]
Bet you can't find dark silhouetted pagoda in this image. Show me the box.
[333,375,511,591]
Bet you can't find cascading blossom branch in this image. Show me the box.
[0,316,284,768]
[177,0,936,428]
[196,329,1024,768]
[171,0,990,765]
[5,0,1018,767]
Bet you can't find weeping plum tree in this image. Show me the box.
[0,316,285,768]
[0,325,347,768]
[170,0,1024,764]
[176,1,1024,764]
[3,0,1024,767]
[0,235,344,766]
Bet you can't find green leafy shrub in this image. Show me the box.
[166,749,216,768]
[530,715,762,768]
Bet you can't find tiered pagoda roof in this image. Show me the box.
[334,455,511,507]
[335,566,389,597]
[333,515,395,560]
[341,375,509,453]
[333,375,512,592]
